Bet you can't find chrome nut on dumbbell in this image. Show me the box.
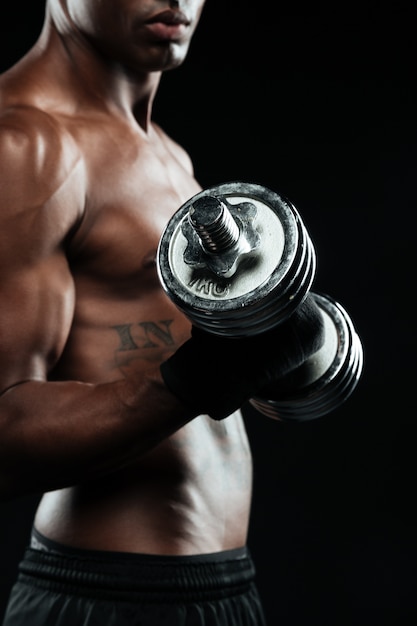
[157,181,364,421]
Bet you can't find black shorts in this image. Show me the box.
[2,529,266,625]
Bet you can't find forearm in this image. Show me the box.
[0,371,195,499]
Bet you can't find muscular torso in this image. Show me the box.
[0,65,253,555]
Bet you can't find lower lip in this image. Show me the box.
[145,22,187,41]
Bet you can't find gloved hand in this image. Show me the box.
[160,294,325,419]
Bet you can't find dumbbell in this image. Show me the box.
[157,181,363,421]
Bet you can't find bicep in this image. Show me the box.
[0,252,75,393]
[0,112,80,393]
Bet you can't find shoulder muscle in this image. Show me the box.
[0,105,84,214]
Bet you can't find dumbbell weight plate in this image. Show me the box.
[188,213,317,337]
[157,182,316,337]
[249,292,364,421]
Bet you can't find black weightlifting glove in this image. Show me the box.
[160,294,325,419]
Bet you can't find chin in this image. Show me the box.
[142,41,189,72]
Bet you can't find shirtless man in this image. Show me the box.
[0,1,324,624]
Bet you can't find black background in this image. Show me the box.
[1,2,416,624]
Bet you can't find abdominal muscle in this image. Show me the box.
[34,409,253,556]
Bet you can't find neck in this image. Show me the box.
[31,2,162,130]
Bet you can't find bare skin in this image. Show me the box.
[0,0,252,555]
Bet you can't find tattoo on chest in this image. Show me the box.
[112,320,175,351]
[111,319,175,370]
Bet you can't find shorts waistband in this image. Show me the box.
[19,528,256,603]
